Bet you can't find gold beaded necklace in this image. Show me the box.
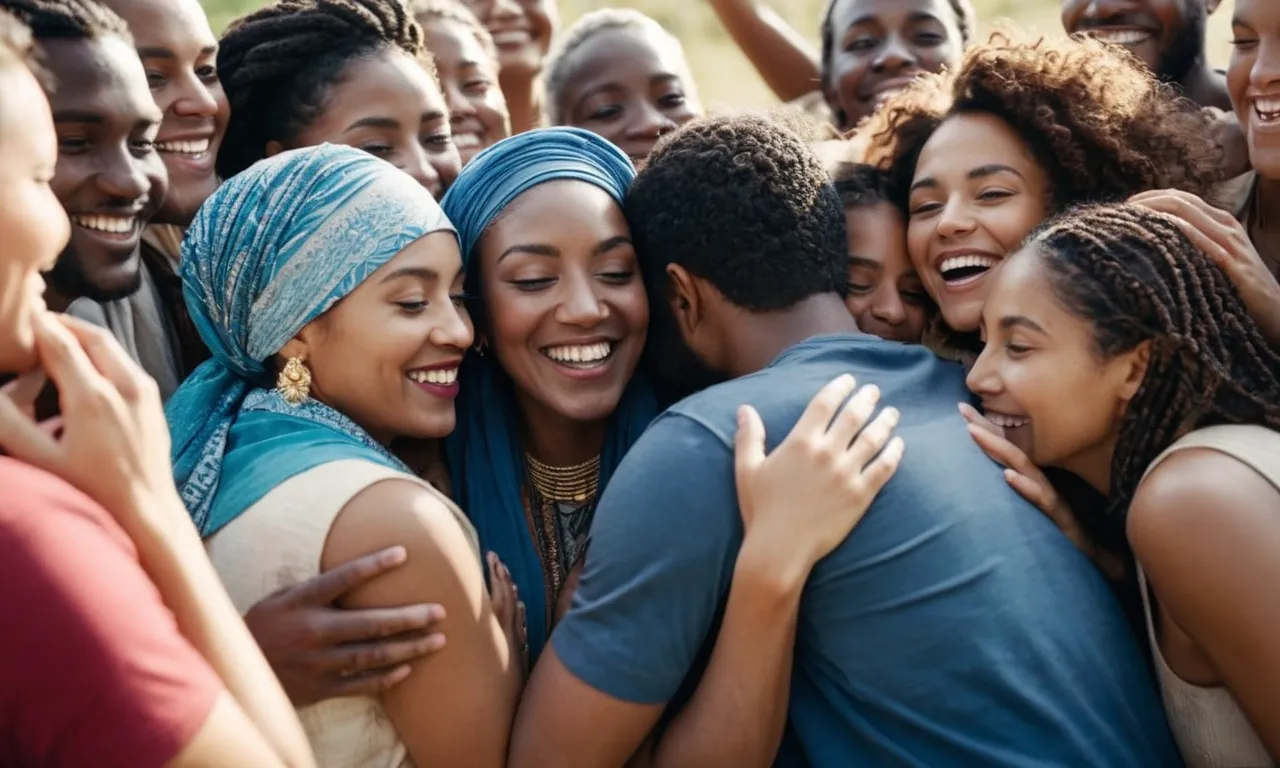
[525,453,601,503]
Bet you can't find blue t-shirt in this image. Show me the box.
[553,334,1179,767]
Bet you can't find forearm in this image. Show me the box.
[706,0,820,102]
[647,537,806,768]
[131,491,316,768]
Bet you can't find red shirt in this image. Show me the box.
[0,457,222,767]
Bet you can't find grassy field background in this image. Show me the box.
[202,0,1238,109]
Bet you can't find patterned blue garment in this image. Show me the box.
[440,127,658,661]
[165,144,457,537]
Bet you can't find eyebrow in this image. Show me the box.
[848,256,884,269]
[53,110,104,123]
[379,266,440,284]
[497,235,633,263]
[998,315,1045,333]
[576,74,680,107]
[848,11,943,28]
[909,164,1025,194]
[136,45,218,59]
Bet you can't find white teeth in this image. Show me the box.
[1255,98,1280,122]
[491,30,530,46]
[453,133,481,149]
[70,214,137,234]
[1089,29,1152,46]
[155,139,210,155]
[939,254,999,279]
[407,368,458,385]
[986,412,1029,429]
[544,342,613,365]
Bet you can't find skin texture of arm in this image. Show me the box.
[1129,447,1280,760]
[322,478,522,768]
[706,0,821,102]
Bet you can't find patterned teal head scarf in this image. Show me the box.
[441,128,657,661]
[166,143,457,537]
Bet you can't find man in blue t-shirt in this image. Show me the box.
[509,114,1180,767]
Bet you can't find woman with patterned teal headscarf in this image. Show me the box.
[166,143,524,767]
[442,127,658,663]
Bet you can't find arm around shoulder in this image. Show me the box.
[322,478,520,768]
[1129,448,1280,759]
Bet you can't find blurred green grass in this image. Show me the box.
[201,0,1237,108]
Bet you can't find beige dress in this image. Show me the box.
[206,459,480,768]
[1137,425,1279,768]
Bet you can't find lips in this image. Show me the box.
[453,132,482,149]
[155,138,211,156]
[1254,96,1280,127]
[69,213,141,241]
[865,74,919,105]
[985,410,1029,430]
[406,362,461,398]
[542,340,614,369]
[937,252,1001,288]
[489,29,532,47]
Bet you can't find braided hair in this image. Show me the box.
[1028,203,1280,520]
[0,0,128,42]
[819,0,975,129]
[216,0,432,178]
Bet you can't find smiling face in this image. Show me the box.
[554,26,700,165]
[1060,0,1206,82]
[421,17,509,165]
[286,48,461,200]
[843,202,927,342]
[0,63,71,373]
[460,0,556,80]
[45,35,167,304]
[967,245,1144,484]
[1228,0,1280,179]
[286,231,473,444]
[103,0,228,226]
[476,180,648,428]
[906,111,1050,333]
[824,0,963,130]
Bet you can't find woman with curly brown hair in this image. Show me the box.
[861,29,1222,362]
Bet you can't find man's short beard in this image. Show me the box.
[643,306,728,409]
[1157,4,1206,85]
[45,248,143,304]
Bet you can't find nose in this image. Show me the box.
[446,82,477,121]
[965,341,1000,397]
[99,145,151,202]
[554,273,609,328]
[490,0,520,21]
[430,295,475,350]
[627,101,678,140]
[172,77,221,118]
[403,145,444,197]
[868,287,907,328]
[934,197,977,240]
[1079,0,1130,20]
[872,33,918,73]
[1253,38,1280,91]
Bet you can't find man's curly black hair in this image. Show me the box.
[626,112,848,313]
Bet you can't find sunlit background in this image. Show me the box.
[201,0,1239,109]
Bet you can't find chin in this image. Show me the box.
[400,411,458,440]
[940,303,982,334]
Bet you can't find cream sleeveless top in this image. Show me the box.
[1137,425,1278,768]
[205,459,480,768]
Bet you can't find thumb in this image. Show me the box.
[0,390,61,470]
[734,404,767,484]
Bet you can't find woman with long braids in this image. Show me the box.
[966,202,1280,766]
[215,0,461,199]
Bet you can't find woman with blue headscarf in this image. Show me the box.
[442,127,658,663]
[166,143,523,767]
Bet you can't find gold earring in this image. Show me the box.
[276,357,312,405]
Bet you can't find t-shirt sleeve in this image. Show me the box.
[551,412,741,704]
[0,460,224,768]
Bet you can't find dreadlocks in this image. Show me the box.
[1029,203,1280,518]
[0,0,127,42]
[216,0,429,179]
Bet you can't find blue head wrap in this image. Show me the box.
[166,143,457,537]
[442,128,657,660]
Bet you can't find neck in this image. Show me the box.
[517,394,608,467]
[1065,438,1117,499]
[1178,59,1231,111]
[43,284,74,313]
[725,294,861,378]
[501,72,544,133]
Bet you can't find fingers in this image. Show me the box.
[858,436,905,495]
[317,603,447,646]
[825,383,881,450]
[845,404,900,470]
[1004,469,1055,516]
[958,402,1004,439]
[733,405,767,487]
[792,374,858,437]
[55,315,152,402]
[488,552,516,623]
[1,369,48,415]
[31,314,107,404]
[967,423,1038,478]
[320,631,447,677]
[1129,190,1240,241]
[284,546,410,607]
[325,664,415,698]
[0,387,61,468]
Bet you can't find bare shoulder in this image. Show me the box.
[1129,447,1280,573]
[321,478,481,606]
